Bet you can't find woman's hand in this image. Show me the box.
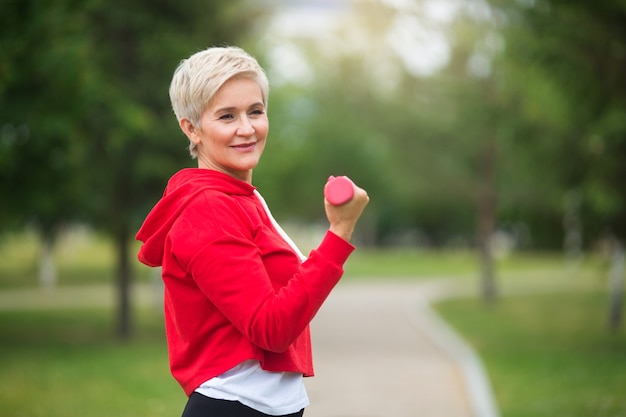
[324,178,369,242]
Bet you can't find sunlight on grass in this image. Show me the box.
[344,248,478,279]
[0,230,39,287]
[0,228,151,288]
[0,226,612,291]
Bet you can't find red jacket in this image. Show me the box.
[136,168,354,396]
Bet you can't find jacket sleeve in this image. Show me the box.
[171,192,354,353]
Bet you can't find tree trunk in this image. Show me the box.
[477,138,497,304]
[115,226,133,340]
[608,238,624,331]
[39,233,57,292]
[477,206,497,304]
[563,189,583,272]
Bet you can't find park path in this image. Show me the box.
[305,280,499,417]
[0,279,499,417]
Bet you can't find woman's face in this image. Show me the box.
[186,77,268,183]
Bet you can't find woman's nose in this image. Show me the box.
[237,117,255,136]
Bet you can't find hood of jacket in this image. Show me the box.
[135,168,255,267]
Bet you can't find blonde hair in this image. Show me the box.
[169,46,269,158]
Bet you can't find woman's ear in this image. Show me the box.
[179,118,200,144]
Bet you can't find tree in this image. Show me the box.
[79,0,266,339]
[487,0,626,326]
[0,0,91,289]
[1,0,267,339]
[276,0,584,303]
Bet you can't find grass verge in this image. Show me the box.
[436,289,626,417]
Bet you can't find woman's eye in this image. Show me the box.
[250,109,265,116]
[219,114,234,120]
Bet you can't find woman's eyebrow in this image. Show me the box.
[214,102,265,113]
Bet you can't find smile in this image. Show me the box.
[231,142,256,151]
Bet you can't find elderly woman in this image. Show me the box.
[136,46,369,417]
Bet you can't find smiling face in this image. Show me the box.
[180,76,268,183]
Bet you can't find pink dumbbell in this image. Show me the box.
[324,175,355,206]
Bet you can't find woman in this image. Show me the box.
[136,46,369,417]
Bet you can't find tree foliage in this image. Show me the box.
[1,0,89,236]
[489,0,626,244]
[3,0,625,315]
[1,0,265,338]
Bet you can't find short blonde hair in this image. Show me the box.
[169,46,269,158]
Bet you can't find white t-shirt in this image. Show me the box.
[195,360,309,415]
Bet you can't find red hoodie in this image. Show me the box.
[136,168,354,396]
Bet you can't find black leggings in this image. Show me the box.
[181,392,305,417]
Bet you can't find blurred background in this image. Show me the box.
[1,0,624,416]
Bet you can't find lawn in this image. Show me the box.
[0,228,151,289]
[0,227,597,287]
[436,290,626,417]
[0,308,183,417]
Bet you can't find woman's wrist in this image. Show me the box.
[329,224,354,242]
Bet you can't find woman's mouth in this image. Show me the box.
[231,142,256,151]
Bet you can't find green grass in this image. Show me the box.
[344,247,605,283]
[343,248,478,278]
[436,290,626,417]
[0,229,151,289]
[1,228,606,288]
[1,229,484,287]
[0,308,183,417]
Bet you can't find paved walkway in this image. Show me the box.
[0,279,499,417]
[305,280,499,417]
